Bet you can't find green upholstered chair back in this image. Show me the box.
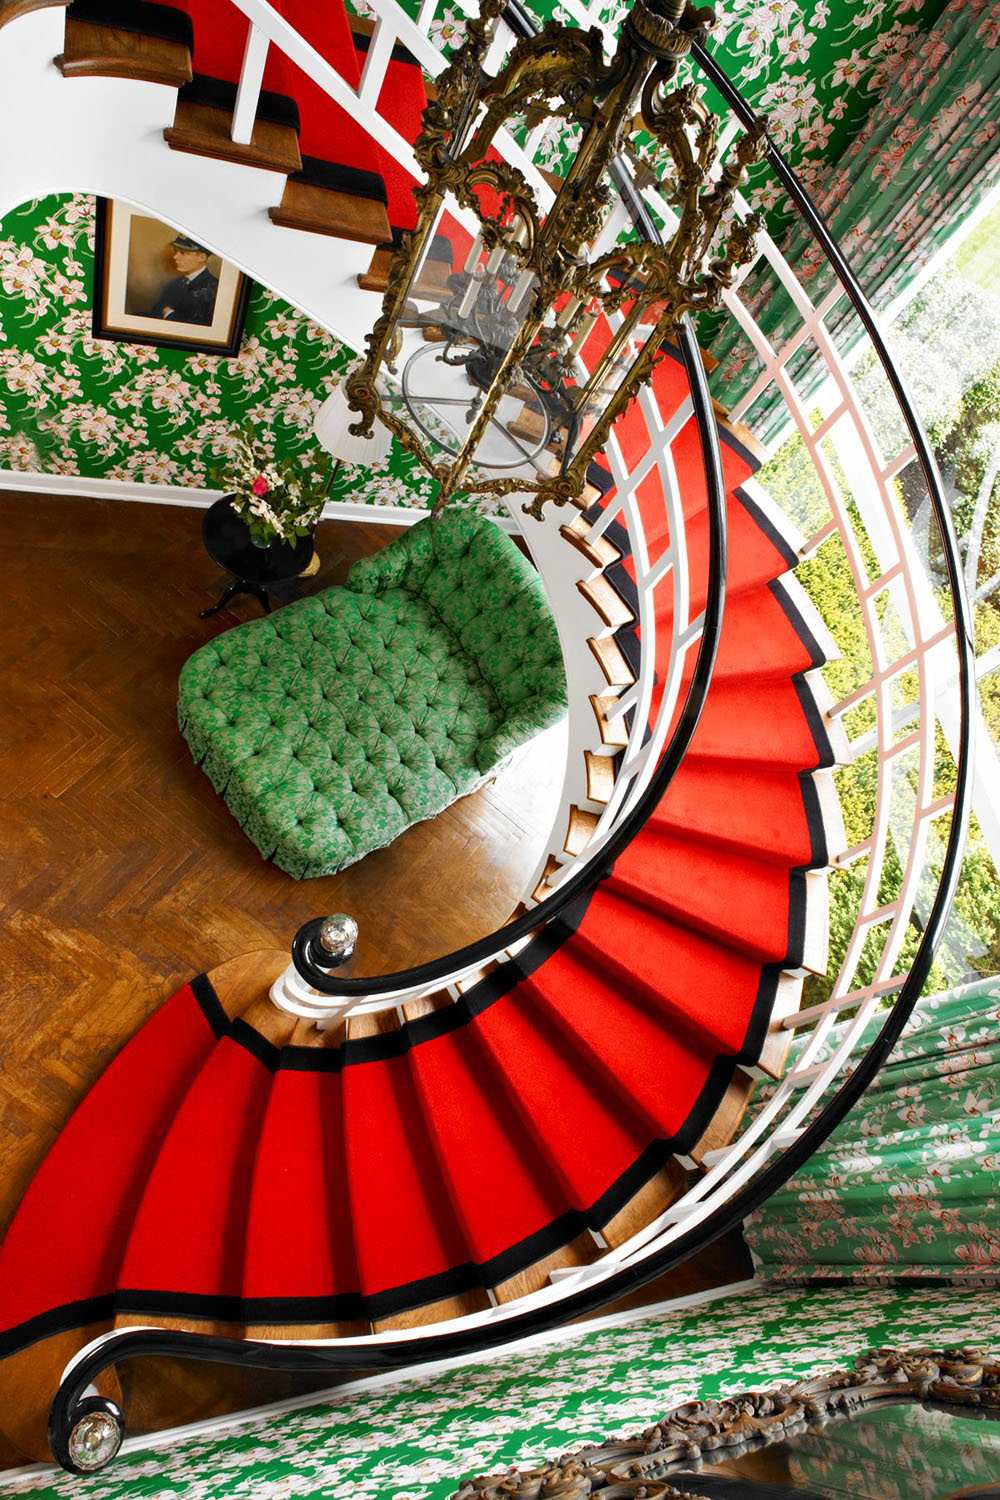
[345,511,566,722]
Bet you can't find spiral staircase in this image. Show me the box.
[0,0,976,1475]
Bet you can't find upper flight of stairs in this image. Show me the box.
[0,0,851,1464]
[50,0,431,247]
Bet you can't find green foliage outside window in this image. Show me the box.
[757,428,1000,1006]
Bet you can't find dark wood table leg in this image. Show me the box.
[248,581,272,614]
[199,578,273,618]
[199,578,242,619]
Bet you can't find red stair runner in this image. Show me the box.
[0,411,833,1358]
[0,28,840,1394]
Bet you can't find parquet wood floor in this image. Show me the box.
[0,489,567,1229]
[0,490,574,1458]
[0,489,748,1464]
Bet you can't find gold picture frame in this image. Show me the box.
[92,197,251,357]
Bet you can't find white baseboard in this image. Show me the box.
[0,467,221,508]
[0,468,517,530]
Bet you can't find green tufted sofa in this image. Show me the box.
[178,510,567,879]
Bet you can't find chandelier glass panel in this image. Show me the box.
[346,0,764,518]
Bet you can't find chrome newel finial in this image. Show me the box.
[270,914,359,1020]
[316,913,359,967]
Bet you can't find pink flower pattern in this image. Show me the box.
[744,976,1000,1286]
[708,0,1000,417]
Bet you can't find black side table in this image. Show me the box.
[199,497,315,618]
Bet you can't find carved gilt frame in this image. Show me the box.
[450,1347,1000,1500]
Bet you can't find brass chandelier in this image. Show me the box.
[345,0,764,518]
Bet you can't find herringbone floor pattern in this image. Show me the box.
[0,490,748,1459]
[0,491,565,1236]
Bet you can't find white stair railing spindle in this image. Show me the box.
[358,18,396,110]
[231,22,270,145]
[234,0,424,180]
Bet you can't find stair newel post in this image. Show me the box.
[270,914,360,1022]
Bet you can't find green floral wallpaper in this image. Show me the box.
[380,0,951,212]
[744,974,1000,1283]
[674,0,951,209]
[1,1283,997,1499]
[0,193,443,511]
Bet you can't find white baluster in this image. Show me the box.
[232,22,270,145]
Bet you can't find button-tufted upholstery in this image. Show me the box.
[178,510,567,879]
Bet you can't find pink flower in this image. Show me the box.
[252,474,269,496]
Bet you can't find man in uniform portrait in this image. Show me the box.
[150,233,219,324]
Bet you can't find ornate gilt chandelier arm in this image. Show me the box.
[474,25,614,151]
[456,163,538,259]
[348,0,767,518]
[414,0,507,177]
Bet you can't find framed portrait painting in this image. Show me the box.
[92,198,252,356]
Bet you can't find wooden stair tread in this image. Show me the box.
[600,1160,689,1248]
[584,748,617,805]
[358,246,455,298]
[399,992,453,1022]
[564,805,600,858]
[590,692,630,750]
[588,633,635,689]
[373,1289,489,1332]
[686,1071,755,1168]
[1,0,67,29]
[56,15,191,86]
[270,177,391,248]
[455,964,497,994]
[560,513,621,570]
[493,1231,597,1304]
[165,98,302,175]
[577,573,634,630]
[357,244,395,293]
[532,853,564,904]
[411,259,454,302]
[346,1009,400,1040]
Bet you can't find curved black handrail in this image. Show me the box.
[48,25,976,1480]
[289,0,731,999]
[293,314,724,994]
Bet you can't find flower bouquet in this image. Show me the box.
[222,430,326,548]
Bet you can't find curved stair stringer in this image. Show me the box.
[503,485,638,905]
[0,6,386,351]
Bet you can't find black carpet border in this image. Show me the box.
[350,23,421,69]
[0,387,839,1360]
[292,154,388,207]
[0,960,777,1359]
[71,0,194,49]
[179,74,301,131]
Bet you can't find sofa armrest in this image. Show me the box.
[477,690,567,774]
[346,520,436,596]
